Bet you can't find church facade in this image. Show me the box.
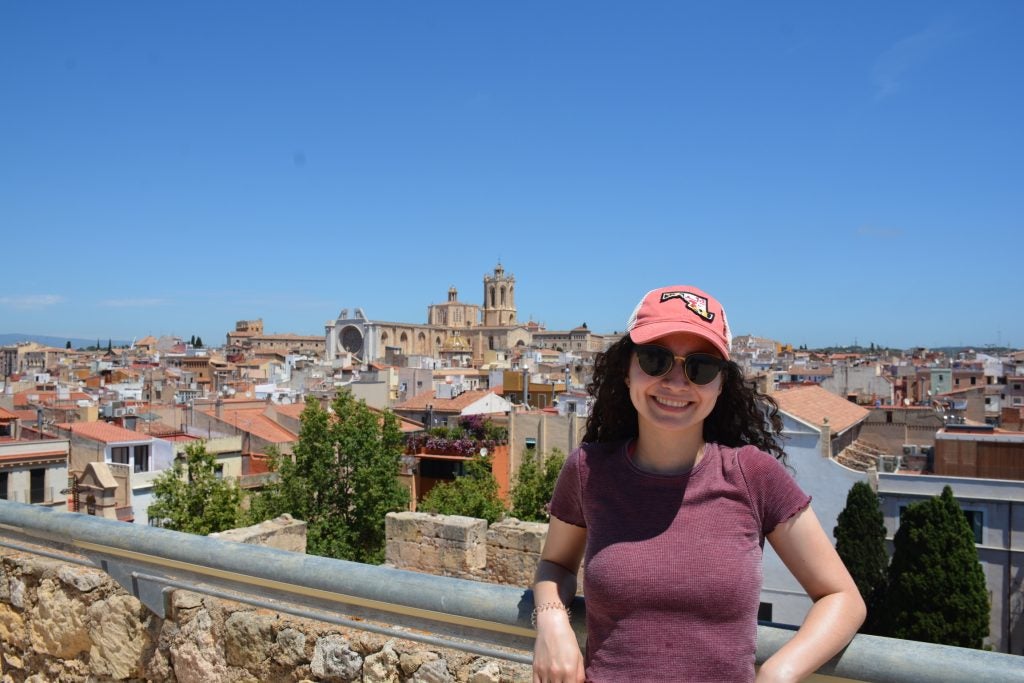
[324,264,531,366]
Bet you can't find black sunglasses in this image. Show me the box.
[633,345,727,385]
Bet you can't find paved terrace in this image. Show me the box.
[0,500,1020,682]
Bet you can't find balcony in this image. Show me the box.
[0,499,1020,682]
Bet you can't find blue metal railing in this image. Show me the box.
[0,500,1020,682]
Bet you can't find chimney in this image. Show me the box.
[820,417,831,458]
[215,397,223,419]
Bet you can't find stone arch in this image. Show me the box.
[490,286,496,308]
[435,336,442,348]
[380,331,389,348]
[399,332,409,354]
[417,331,427,354]
[500,285,506,306]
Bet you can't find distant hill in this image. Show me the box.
[0,333,132,349]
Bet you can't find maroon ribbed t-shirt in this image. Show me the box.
[549,440,810,683]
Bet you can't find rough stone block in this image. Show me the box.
[400,650,439,676]
[28,579,90,660]
[275,627,307,667]
[363,640,399,683]
[438,516,486,544]
[87,594,150,679]
[411,656,453,683]
[311,634,362,682]
[224,611,275,668]
[57,565,107,594]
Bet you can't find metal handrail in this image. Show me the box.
[0,500,1020,682]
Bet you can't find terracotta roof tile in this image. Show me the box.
[63,421,155,444]
[201,407,298,444]
[393,389,494,413]
[773,385,870,435]
[0,407,18,420]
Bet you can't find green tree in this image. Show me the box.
[106,338,112,352]
[510,448,566,522]
[190,335,196,346]
[834,481,888,632]
[877,486,989,648]
[148,441,243,534]
[250,394,409,563]
[65,340,71,350]
[420,455,505,524]
[195,335,203,348]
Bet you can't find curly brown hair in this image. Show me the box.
[583,336,786,461]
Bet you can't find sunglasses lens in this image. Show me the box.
[685,354,723,385]
[636,346,673,376]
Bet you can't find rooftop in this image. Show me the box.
[773,385,870,435]
[57,421,155,444]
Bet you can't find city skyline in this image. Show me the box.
[2,2,1022,349]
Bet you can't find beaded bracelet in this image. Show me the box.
[531,601,571,627]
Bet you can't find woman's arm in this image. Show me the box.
[533,517,587,683]
[757,505,866,683]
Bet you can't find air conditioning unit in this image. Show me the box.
[113,408,126,417]
[879,455,902,473]
[125,406,137,415]
[902,445,916,456]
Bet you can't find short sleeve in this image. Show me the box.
[736,446,811,538]
[548,447,586,528]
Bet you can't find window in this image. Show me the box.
[134,444,150,473]
[0,471,7,500]
[963,510,984,544]
[111,446,129,465]
[30,468,45,504]
[525,438,537,450]
[215,464,224,480]
[970,377,977,385]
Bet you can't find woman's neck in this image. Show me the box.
[632,431,706,475]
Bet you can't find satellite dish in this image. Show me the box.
[479,447,488,458]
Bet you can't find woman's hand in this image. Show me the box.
[532,519,588,683]
[533,609,585,683]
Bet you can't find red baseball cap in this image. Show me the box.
[626,285,731,359]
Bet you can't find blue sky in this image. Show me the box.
[2,2,1021,350]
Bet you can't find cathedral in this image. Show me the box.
[324,264,532,366]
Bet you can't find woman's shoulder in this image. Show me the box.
[712,442,788,478]
[570,439,630,468]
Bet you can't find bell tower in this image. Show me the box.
[482,263,516,327]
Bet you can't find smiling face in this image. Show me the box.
[627,332,724,447]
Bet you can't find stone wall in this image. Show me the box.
[210,513,308,554]
[385,512,548,588]
[0,550,530,682]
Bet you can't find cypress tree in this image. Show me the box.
[834,481,889,632]
[877,486,989,648]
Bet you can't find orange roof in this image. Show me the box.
[269,402,310,420]
[13,390,93,407]
[202,407,298,444]
[393,389,495,413]
[773,385,870,435]
[0,407,18,420]
[62,421,154,444]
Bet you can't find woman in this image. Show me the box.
[532,285,865,683]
